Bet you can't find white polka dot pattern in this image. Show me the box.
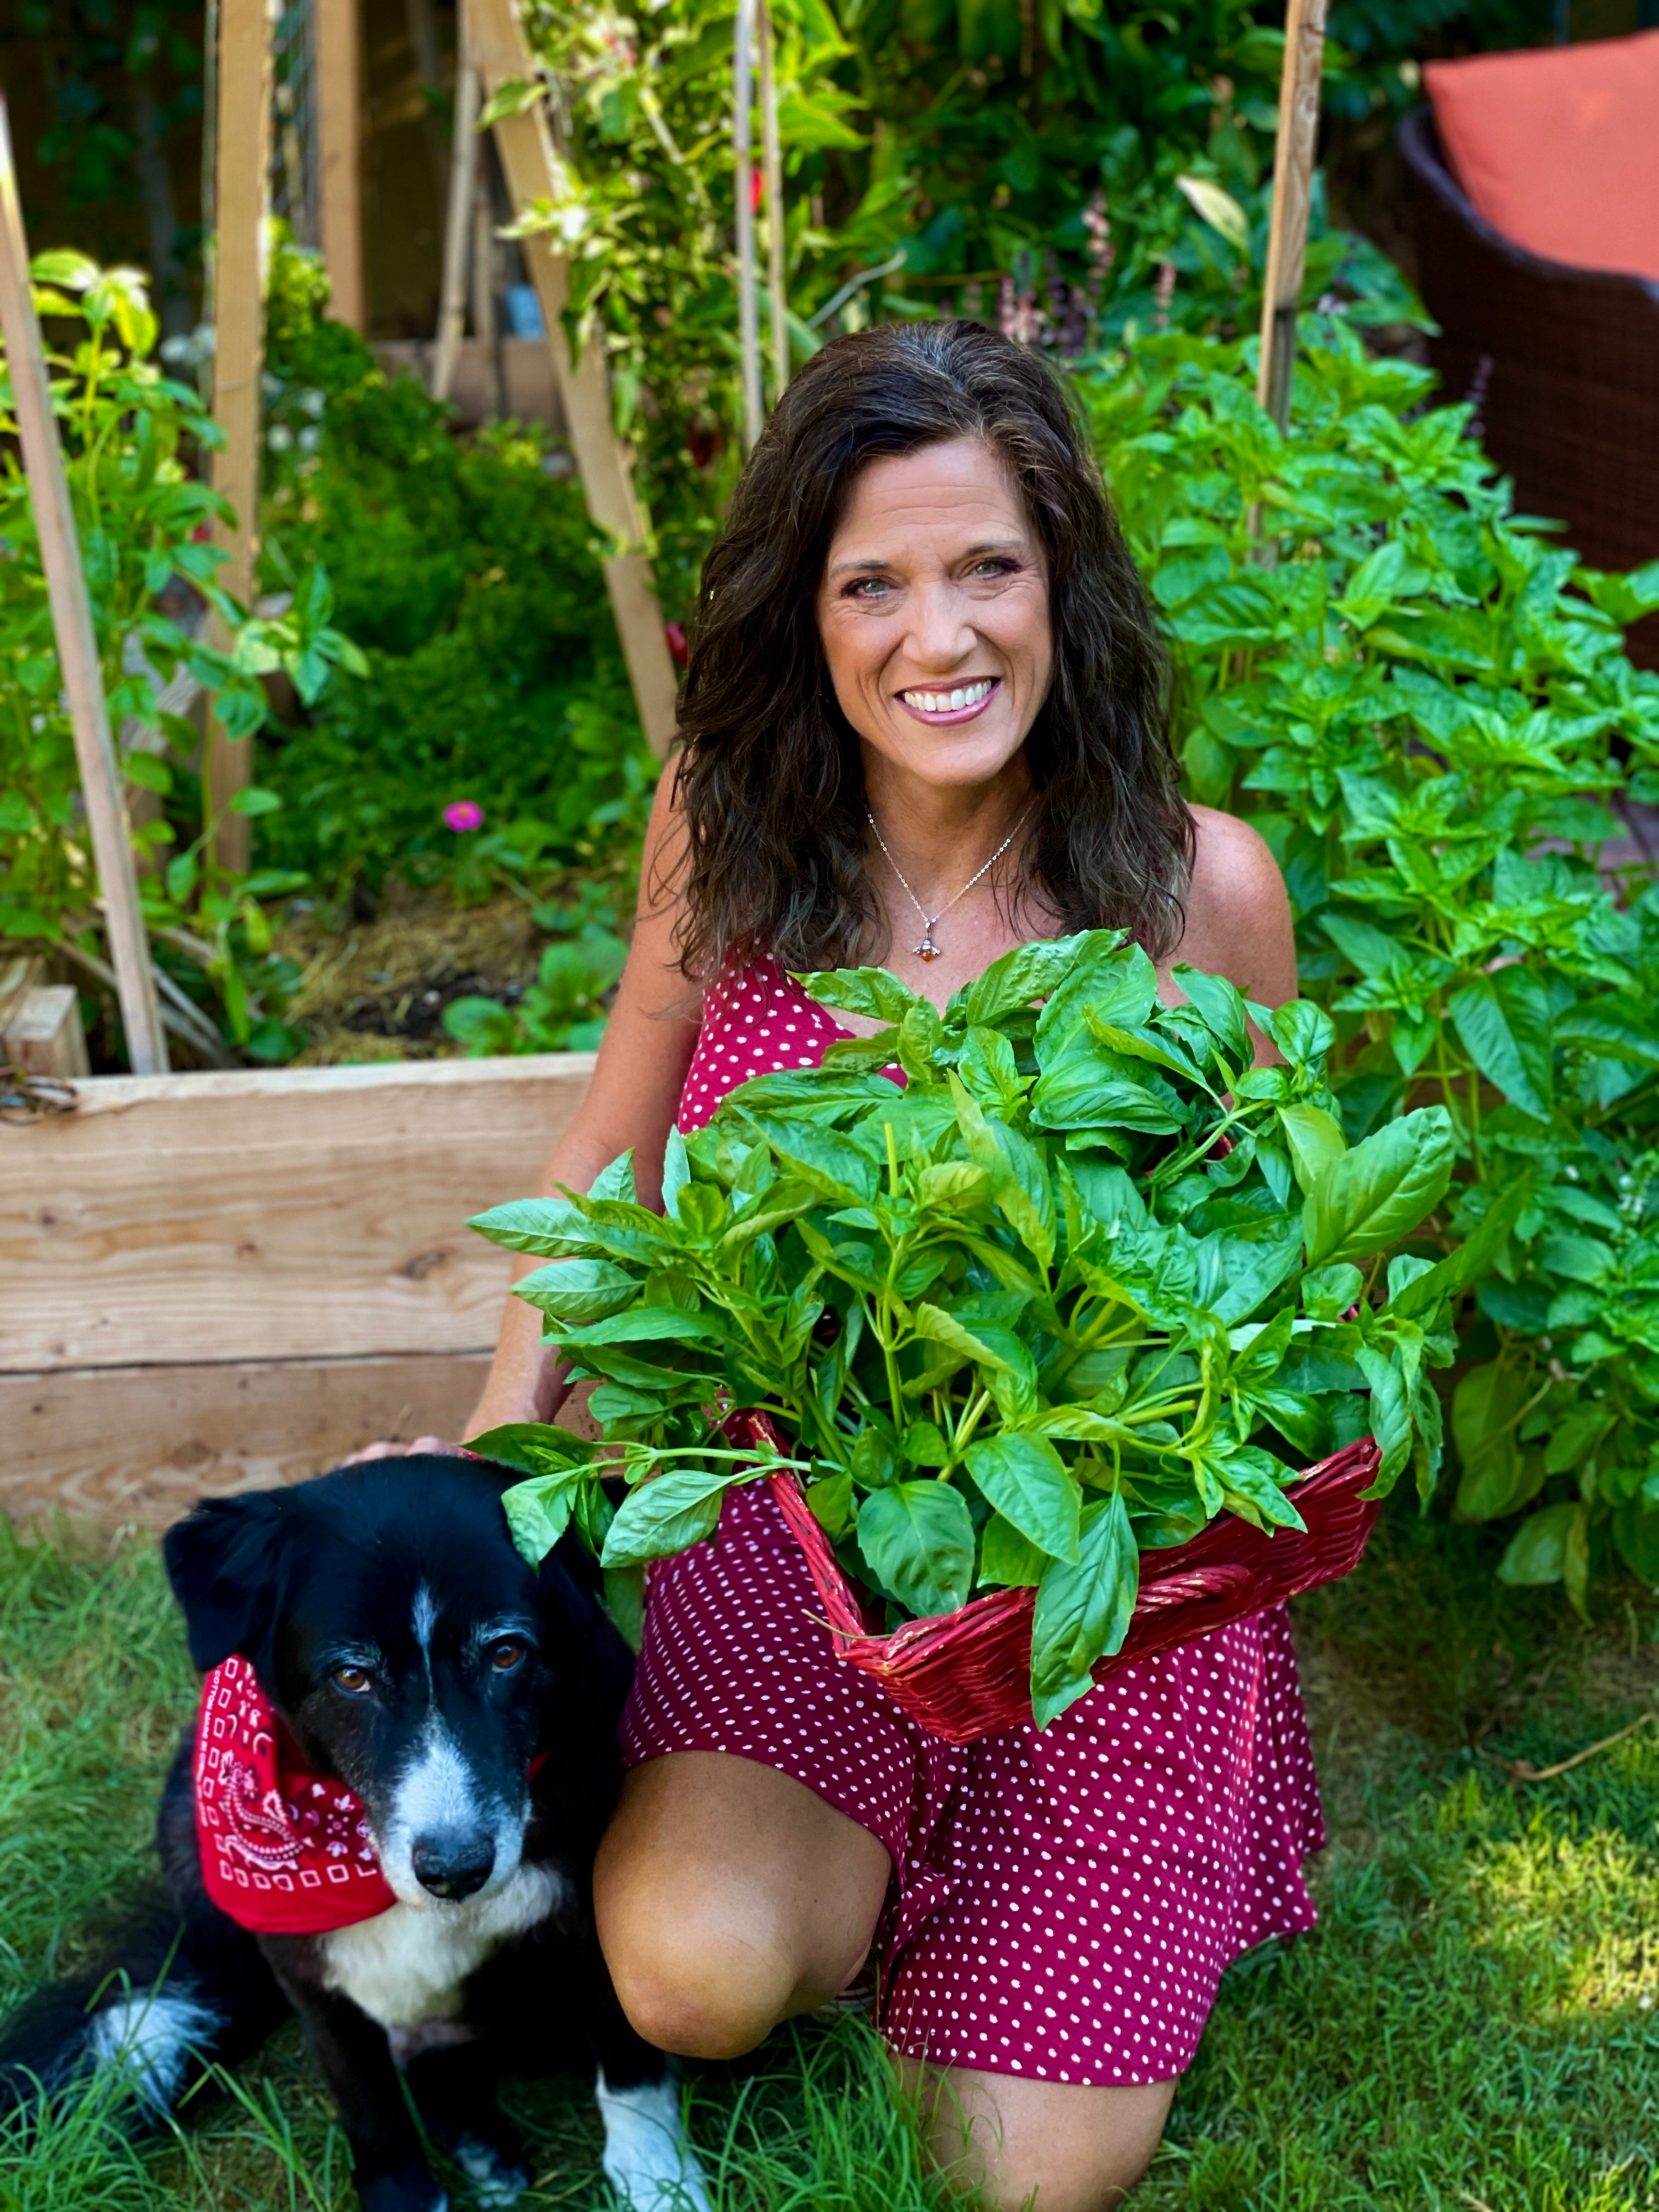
[675,957,857,1133]
[623,959,1327,2087]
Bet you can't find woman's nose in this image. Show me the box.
[902,582,976,668]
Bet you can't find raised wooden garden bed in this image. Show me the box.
[0,1054,592,1526]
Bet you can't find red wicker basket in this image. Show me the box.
[727,1413,1382,1744]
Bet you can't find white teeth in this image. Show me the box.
[905,679,992,715]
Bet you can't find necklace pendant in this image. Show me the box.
[916,934,942,962]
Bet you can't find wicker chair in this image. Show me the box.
[1400,105,1659,666]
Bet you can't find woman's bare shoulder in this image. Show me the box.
[1171,804,1297,1006]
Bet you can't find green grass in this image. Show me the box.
[2,1501,1658,2210]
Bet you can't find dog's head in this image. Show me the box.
[163,1457,631,1911]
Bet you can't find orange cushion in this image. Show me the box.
[1425,31,1659,283]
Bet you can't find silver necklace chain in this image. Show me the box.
[866,798,1037,963]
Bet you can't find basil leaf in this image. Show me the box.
[794,965,924,1026]
[512,1259,640,1323]
[1302,1107,1455,1267]
[470,1197,603,1256]
[963,932,1101,1027]
[500,1469,587,1565]
[1277,1102,1347,1195]
[856,1482,976,1618]
[601,1466,741,1568]
[978,1513,1048,1588]
[1029,1492,1139,1729]
[911,1301,1017,1373]
[964,1434,1081,1562]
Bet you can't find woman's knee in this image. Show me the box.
[594,1752,889,2059]
[598,1881,802,2059]
[907,2062,1176,2212]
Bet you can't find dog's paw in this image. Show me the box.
[453,2135,532,2209]
[358,2158,449,2212]
[596,2073,712,2212]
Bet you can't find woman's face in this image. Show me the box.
[815,437,1053,795]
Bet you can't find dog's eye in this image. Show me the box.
[487,1638,527,1672]
[331,1663,373,1695]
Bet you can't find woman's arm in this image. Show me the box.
[1162,806,1298,1064]
[462,764,703,1436]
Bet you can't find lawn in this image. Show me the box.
[1,1498,1657,2212]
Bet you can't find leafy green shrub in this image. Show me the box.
[0,253,356,1064]
[442,915,629,1054]
[471,932,1475,1725]
[1081,321,1659,1612]
[512,0,1422,610]
[256,246,658,902]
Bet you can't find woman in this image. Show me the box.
[388,321,1303,2210]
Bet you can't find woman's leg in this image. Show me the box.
[594,1750,893,2060]
[900,2059,1177,2212]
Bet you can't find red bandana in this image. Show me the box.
[194,1655,396,1936]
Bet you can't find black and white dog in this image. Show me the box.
[0,1457,709,2212]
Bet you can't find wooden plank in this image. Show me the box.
[0,1352,492,1525]
[206,0,273,874]
[0,98,171,1077]
[2,986,91,1080]
[469,0,680,761]
[0,1053,596,1373]
[315,0,366,332]
[1256,0,1328,430]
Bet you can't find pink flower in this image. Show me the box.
[443,800,484,832]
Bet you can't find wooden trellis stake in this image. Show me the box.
[0,97,170,1075]
[758,0,788,404]
[206,0,273,874]
[431,0,479,401]
[316,0,365,332]
[469,0,679,760]
[1256,0,1329,430]
[733,0,762,452]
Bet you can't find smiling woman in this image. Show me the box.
[670,321,1195,1002]
[365,320,1307,2212]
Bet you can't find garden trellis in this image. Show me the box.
[0,99,169,1077]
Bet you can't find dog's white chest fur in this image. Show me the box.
[318,1864,565,2030]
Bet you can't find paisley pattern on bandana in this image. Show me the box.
[194,1655,395,1936]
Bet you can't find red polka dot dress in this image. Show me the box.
[621,958,1325,2086]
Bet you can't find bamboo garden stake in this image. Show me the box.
[1256,0,1328,430]
[315,0,365,332]
[732,0,763,452]
[758,0,788,405]
[0,97,170,1075]
[205,0,273,874]
[431,0,480,402]
[469,0,679,759]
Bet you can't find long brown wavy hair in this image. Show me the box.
[670,318,1192,980]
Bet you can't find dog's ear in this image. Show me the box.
[162,1491,294,1673]
[536,1536,636,1739]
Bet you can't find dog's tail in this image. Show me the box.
[0,1891,286,2127]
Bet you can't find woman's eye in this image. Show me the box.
[332,1664,372,1696]
[972,557,1015,578]
[488,1638,527,1672]
[845,577,890,599]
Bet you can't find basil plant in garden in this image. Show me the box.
[472,932,1481,1725]
[1081,318,1659,1613]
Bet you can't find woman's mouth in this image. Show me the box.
[895,676,1000,726]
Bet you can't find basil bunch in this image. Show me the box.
[473,930,1475,1724]
[1083,322,1659,1613]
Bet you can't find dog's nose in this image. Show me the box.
[410,1830,496,1900]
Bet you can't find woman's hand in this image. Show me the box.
[338,1435,465,1464]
